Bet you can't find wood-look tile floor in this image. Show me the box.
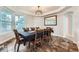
[0,36,78,52]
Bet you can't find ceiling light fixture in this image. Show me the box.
[35,6,43,15]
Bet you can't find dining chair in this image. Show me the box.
[46,27,54,33]
[35,29,44,45]
[23,28,29,32]
[30,27,35,31]
[36,27,40,30]
[32,29,43,50]
[13,29,24,52]
[47,28,52,41]
[43,29,51,42]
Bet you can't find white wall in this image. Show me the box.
[33,17,44,28]
[25,16,44,28]
[25,15,34,27]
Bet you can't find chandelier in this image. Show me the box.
[35,6,43,15]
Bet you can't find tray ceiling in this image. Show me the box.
[7,6,67,16]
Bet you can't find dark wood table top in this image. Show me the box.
[19,31,35,41]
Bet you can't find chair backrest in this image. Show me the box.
[47,29,51,36]
[36,27,40,30]
[30,27,35,31]
[35,29,44,39]
[23,28,29,32]
[44,29,49,36]
[13,29,20,42]
[46,27,54,33]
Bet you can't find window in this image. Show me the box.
[0,7,25,33]
[0,10,12,33]
[15,16,25,31]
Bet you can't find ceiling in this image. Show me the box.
[7,6,67,16]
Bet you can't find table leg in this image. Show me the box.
[17,44,20,52]
[28,41,30,48]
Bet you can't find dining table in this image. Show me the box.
[18,29,54,50]
[18,31,36,46]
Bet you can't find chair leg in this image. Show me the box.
[17,44,20,52]
[50,36,52,41]
[14,42,17,52]
[40,38,42,46]
[28,42,30,48]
